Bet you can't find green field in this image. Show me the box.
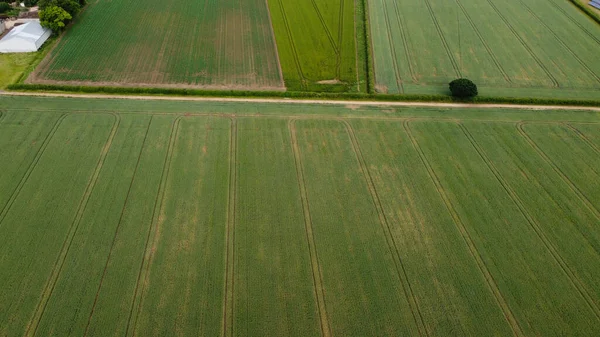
[28,0,283,90]
[0,96,600,336]
[267,0,362,92]
[368,0,600,98]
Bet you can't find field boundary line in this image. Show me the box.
[382,0,404,93]
[564,123,600,155]
[390,0,418,83]
[516,0,600,84]
[547,0,600,46]
[422,0,461,77]
[403,120,524,337]
[453,0,511,83]
[26,113,121,337]
[125,116,181,337]
[222,117,237,337]
[264,0,286,88]
[342,120,428,337]
[484,0,559,87]
[0,113,68,228]
[516,122,600,220]
[275,0,307,88]
[288,119,332,337]
[459,122,600,322]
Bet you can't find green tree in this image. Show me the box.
[0,2,10,14]
[449,78,478,98]
[39,5,72,32]
[38,0,80,16]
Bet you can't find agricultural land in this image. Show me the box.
[266,0,364,92]
[0,95,600,336]
[368,0,600,98]
[28,0,284,90]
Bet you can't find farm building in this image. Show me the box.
[0,20,50,53]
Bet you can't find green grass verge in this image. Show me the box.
[7,82,600,107]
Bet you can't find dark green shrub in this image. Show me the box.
[0,2,10,14]
[449,78,478,98]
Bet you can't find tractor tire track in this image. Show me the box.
[27,113,123,337]
[422,0,461,78]
[403,120,524,337]
[390,0,418,83]
[336,0,345,79]
[341,119,428,337]
[459,122,600,322]
[484,0,559,87]
[276,0,307,88]
[222,117,237,337]
[547,0,600,46]
[309,0,339,54]
[516,122,600,220]
[0,113,68,228]
[564,123,600,155]
[454,0,512,83]
[288,119,332,337]
[516,0,600,84]
[382,0,404,93]
[124,116,181,337]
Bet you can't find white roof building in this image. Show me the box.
[0,20,51,53]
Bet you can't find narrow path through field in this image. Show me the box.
[2,91,600,112]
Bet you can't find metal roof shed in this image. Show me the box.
[0,20,51,53]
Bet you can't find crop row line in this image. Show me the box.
[275,0,307,88]
[515,122,600,226]
[564,123,600,155]
[516,0,600,84]
[483,0,559,88]
[381,0,404,93]
[458,122,600,322]
[336,0,345,79]
[453,0,511,83]
[7,107,600,126]
[222,118,237,337]
[27,113,121,337]
[0,114,68,228]
[288,119,332,337]
[421,0,461,78]
[265,0,286,87]
[124,116,181,337]
[309,0,339,55]
[342,120,428,337]
[547,0,600,46]
[402,120,524,337]
[389,0,417,83]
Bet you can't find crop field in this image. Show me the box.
[28,0,283,90]
[267,0,362,92]
[1,96,600,336]
[368,0,600,97]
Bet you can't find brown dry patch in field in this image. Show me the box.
[317,79,342,85]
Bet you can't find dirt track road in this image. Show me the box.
[2,91,600,112]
